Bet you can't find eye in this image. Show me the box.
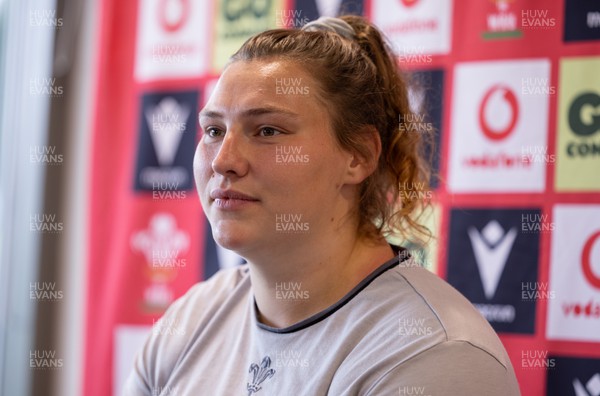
[259,127,281,137]
[205,127,224,138]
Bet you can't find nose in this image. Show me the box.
[211,130,249,178]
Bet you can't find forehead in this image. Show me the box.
[202,59,324,117]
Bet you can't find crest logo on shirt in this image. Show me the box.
[247,356,276,395]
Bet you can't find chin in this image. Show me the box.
[211,221,255,253]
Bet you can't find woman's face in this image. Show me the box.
[195,59,357,256]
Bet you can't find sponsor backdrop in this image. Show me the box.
[86,0,600,395]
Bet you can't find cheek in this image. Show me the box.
[193,142,214,187]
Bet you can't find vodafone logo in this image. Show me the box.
[400,0,420,8]
[582,230,600,289]
[158,0,189,33]
[560,229,600,319]
[479,85,519,141]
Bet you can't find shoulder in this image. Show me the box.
[124,265,251,394]
[365,339,521,395]
[393,265,510,367]
[334,263,520,393]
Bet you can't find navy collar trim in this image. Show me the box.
[255,246,408,334]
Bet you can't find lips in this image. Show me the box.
[209,189,259,201]
[209,189,259,210]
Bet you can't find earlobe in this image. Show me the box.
[344,126,382,184]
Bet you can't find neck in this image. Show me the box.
[247,229,395,329]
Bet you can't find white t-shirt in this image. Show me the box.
[124,251,521,395]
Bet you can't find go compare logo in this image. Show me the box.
[567,91,600,157]
[556,58,600,191]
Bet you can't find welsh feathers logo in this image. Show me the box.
[131,213,190,311]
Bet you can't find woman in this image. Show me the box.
[125,15,521,395]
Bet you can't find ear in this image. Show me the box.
[343,126,382,185]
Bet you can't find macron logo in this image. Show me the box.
[144,97,190,166]
[574,373,600,396]
[468,220,517,299]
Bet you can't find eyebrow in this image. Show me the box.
[199,106,300,120]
